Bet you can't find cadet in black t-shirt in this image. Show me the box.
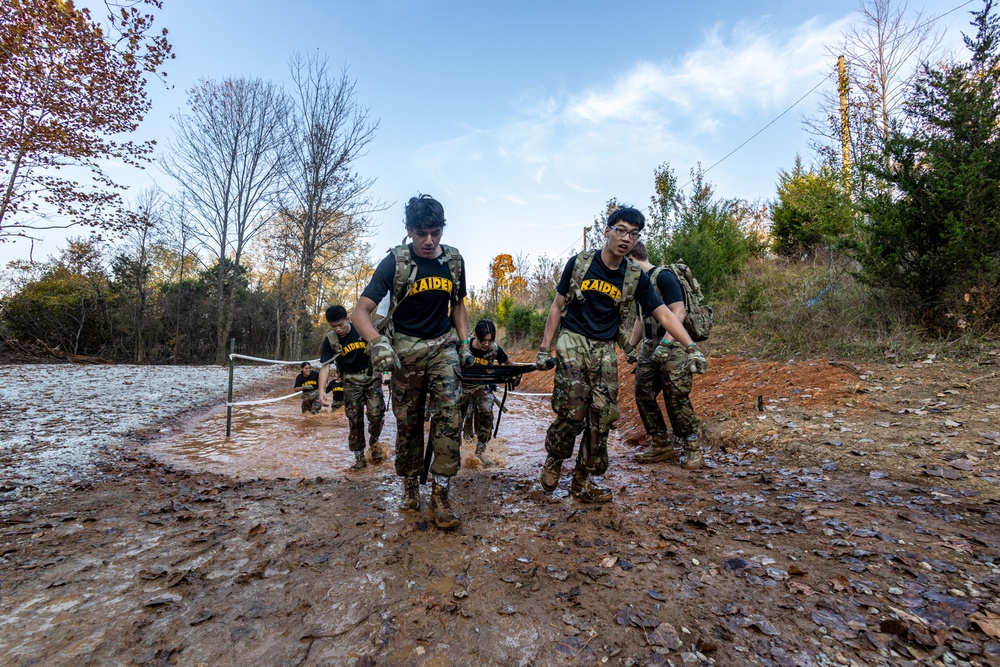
[351,194,470,530]
[627,241,704,469]
[293,362,321,414]
[533,206,707,504]
[318,305,385,470]
[459,319,513,465]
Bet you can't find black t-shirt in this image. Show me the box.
[360,244,468,338]
[649,267,684,340]
[320,323,370,374]
[294,371,320,392]
[557,252,663,341]
[470,342,509,366]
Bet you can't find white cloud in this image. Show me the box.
[405,14,849,213]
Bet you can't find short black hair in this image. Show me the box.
[474,319,496,341]
[607,206,645,231]
[325,304,348,323]
[628,240,649,261]
[300,361,311,369]
[405,194,446,231]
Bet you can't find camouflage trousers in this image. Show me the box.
[391,332,463,478]
[300,390,321,414]
[545,330,619,476]
[460,384,494,443]
[634,339,699,440]
[343,372,385,452]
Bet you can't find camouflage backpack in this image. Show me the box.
[376,243,464,340]
[650,262,713,342]
[558,250,642,350]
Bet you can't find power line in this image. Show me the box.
[680,76,827,189]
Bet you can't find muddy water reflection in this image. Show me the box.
[152,389,555,479]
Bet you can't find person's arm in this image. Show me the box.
[293,375,303,393]
[318,364,330,406]
[629,313,643,348]
[352,296,380,342]
[538,294,565,350]
[651,304,693,346]
[668,301,686,326]
[451,298,469,343]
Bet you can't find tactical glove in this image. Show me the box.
[367,335,399,372]
[650,339,675,368]
[625,348,639,365]
[686,343,707,374]
[459,341,475,367]
[535,346,556,371]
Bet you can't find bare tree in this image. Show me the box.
[806,0,944,196]
[279,53,381,358]
[112,186,163,362]
[162,77,291,363]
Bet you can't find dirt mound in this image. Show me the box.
[511,348,863,447]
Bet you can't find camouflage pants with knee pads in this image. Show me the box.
[344,372,385,452]
[545,331,619,476]
[391,332,463,478]
[634,339,699,440]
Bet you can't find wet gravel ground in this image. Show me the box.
[0,364,279,513]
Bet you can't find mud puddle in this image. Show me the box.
[150,389,555,480]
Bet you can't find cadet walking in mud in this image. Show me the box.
[460,319,515,465]
[534,206,707,503]
[293,362,322,414]
[627,241,705,468]
[351,194,470,529]
[319,305,386,470]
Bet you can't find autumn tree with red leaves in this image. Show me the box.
[0,0,172,241]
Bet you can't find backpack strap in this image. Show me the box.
[376,245,418,335]
[438,244,463,303]
[616,258,641,348]
[323,330,343,370]
[559,250,595,318]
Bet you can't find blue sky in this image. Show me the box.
[4,0,976,291]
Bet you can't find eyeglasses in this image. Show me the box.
[610,226,641,240]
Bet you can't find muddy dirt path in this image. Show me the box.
[2,355,1000,667]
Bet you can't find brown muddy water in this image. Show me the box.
[150,387,556,480]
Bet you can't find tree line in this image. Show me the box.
[2,1,999,363]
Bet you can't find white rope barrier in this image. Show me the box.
[230,353,322,365]
[227,391,301,407]
[509,391,552,397]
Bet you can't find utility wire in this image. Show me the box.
[679,76,827,189]
[679,0,972,190]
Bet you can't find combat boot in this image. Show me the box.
[369,440,384,464]
[634,434,679,464]
[427,474,461,529]
[475,440,490,466]
[400,477,421,512]
[350,450,367,470]
[570,468,612,504]
[539,456,563,492]
[681,435,704,470]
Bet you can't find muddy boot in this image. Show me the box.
[634,434,678,464]
[400,476,421,512]
[350,450,367,470]
[475,441,490,466]
[681,435,704,470]
[539,456,563,492]
[369,440,384,464]
[570,468,612,504]
[427,474,461,529]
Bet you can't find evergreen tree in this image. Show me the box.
[856,0,1000,329]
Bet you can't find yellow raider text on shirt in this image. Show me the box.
[408,276,454,295]
[341,341,366,356]
[580,279,621,301]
